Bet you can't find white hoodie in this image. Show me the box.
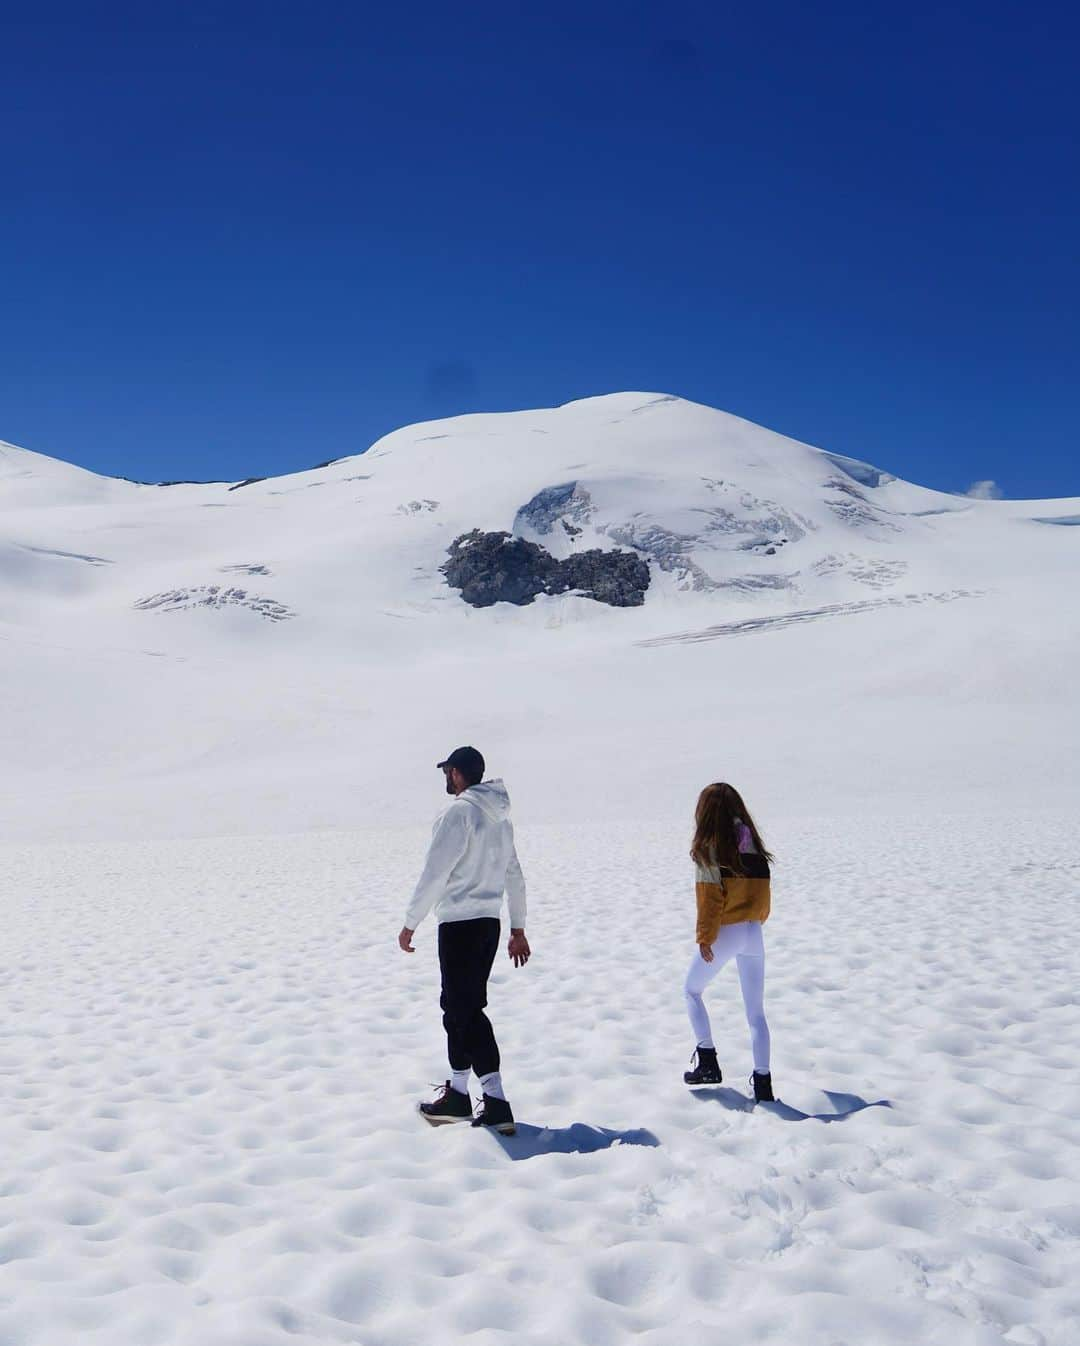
[404,779,527,931]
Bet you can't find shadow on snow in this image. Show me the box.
[690,1087,892,1122]
[491,1122,660,1161]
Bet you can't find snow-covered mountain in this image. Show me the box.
[1,393,1077,840]
[6,398,1078,1346]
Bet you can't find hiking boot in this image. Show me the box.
[419,1081,472,1124]
[751,1071,775,1103]
[684,1046,722,1086]
[471,1093,516,1135]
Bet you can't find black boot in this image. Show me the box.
[419,1081,472,1125]
[751,1071,775,1103]
[684,1046,722,1086]
[471,1093,516,1135]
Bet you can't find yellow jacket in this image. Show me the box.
[695,852,771,945]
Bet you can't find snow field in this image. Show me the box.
[1,812,1077,1346]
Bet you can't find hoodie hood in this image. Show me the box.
[462,778,511,822]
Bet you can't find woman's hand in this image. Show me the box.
[698,942,714,963]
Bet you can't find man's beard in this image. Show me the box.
[444,776,455,795]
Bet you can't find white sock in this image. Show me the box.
[479,1071,506,1101]
[450,1069,471,1095]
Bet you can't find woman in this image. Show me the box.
[683,782,775,1102]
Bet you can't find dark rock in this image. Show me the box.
[441,531,559,607]
[558,548,650,607]
[442,531,650,609]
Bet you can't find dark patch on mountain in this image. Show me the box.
[559,549,651,606]
[442,531,650,608]
[130,478,228,487]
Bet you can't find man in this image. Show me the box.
[399,746,530,1134]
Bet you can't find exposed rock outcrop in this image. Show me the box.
[442,531,650,608]
[558,548,651,607]
[134,586,294,621]
[441,532,559,607]
[514,481,595,537]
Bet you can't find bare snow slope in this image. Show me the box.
[1,393,1077,839]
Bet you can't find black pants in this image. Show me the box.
[438,917,501,1078]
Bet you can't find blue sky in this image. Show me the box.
[2,1,1077,497]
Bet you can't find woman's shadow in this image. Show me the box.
[690,1087,891,1122]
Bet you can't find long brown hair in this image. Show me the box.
[690,782,773,872]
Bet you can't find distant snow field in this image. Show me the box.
[1,394,1078,1343]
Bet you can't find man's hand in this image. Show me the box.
[399,926,416,953]
[698,942,714,963]
[508,929,531,968]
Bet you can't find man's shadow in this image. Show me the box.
[491,1122,660,1161]
[690,1087,891,1122]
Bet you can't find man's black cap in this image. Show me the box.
[437,746,485,781]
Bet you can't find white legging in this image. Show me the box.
[684,920,770,1073]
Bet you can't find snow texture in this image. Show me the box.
[1,816,1077,1346]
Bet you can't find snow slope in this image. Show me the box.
[1,393,1077,839]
